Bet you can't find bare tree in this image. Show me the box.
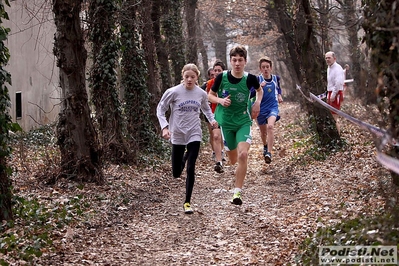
[196,10,209,81]
[152,0,173,92]
[274,0,341,146]
[184,0,198,64]
[341,0,372,103]
[197,0,228,67]
[53,0,103,183]
[140,0,162,114]
[212,21,228,66]
[164,0,186,86]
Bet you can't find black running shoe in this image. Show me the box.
[264,152,272,164]
[214,162,224,173]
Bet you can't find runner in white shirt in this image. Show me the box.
[157,63,218,214]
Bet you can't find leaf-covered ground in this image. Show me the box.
[3,92,397,265]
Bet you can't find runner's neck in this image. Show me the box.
[231,70,244,79]
[262,74,272,79]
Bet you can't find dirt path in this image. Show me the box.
[12,100,393,265]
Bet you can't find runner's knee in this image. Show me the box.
[267,124,274,131]
[213,132,221,142]
[238,150,249,161]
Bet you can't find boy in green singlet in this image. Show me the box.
[208,45,263,205]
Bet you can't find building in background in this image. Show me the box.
[4,0,60,131]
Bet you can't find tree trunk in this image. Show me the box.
[165,0,185,86]
[88,0,131,163]
[0,157,12,221]
[318,0,330,53]
[53,0,103,183]
[275,0,341,146]
[153,0,172,92]
[213,21,228,66]
[196,10,210,82]
[266,4,299,100]
[342,0,371,103]
[184,0,198,64]
[0,0,13,221]
[362,0,399,223]
[120,0,159,156]
[140,0,161,113]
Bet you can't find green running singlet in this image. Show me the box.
[215,71,253,151]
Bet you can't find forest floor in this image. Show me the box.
[3,91,398,265]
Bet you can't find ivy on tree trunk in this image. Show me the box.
[0,0,13,221]
[88,0,131,163]
[53,0,103,183]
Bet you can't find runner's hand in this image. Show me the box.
[251,101,260,119]
[220,95,231,107]
[162,128,171,140]
[278,94,283,104]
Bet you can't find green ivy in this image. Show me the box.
[87,0,127,163]
[119,3,165,163]
[0,0,13,222]
[163,0,185,86]
[296,213,399,264]
[0,0,11,159]
[0,194,87,262]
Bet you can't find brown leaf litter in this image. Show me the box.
[5,92,397,265]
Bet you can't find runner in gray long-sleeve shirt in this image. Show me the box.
[157,63,218,214]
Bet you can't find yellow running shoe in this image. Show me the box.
[231,191,242,205]
[183,202,193,214]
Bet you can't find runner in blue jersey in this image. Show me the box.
[256,57,283,164]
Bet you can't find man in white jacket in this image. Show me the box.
[325,51,345,134]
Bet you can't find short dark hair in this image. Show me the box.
[229,45,247,61]
[258,56,272,68]
[213,59,227,70]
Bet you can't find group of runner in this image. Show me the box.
[156,45,283,214]
[156,47,347,214]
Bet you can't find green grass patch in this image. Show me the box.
[286,118,348,165]
[291,134,346,165]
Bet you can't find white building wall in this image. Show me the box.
[4,0,60,131]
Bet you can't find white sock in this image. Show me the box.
[234,188,242,194]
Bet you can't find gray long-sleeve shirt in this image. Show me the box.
[157,83,215,145]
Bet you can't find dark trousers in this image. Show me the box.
[171,141,201,204]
